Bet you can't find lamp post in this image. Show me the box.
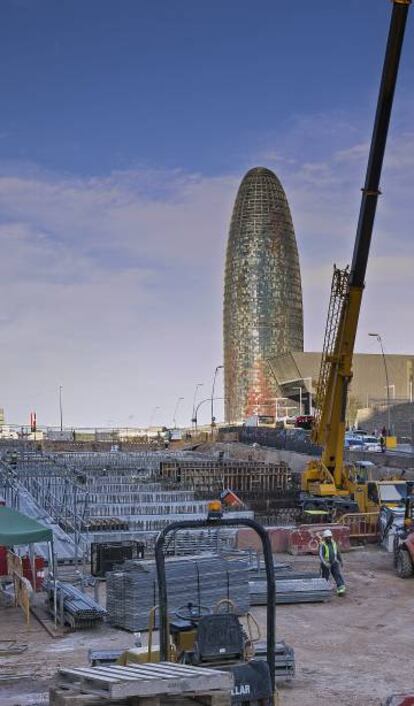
[195,397,227,433]
[211,365,223,437]
[59,385,63,432]
[194,398,212,433]
[173,397,184,429]
[369,333,392,435]
[191,384,203,428]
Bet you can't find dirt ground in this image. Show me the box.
[1,546,414,706]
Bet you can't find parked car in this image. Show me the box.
[345,432,381,453]
[344,436,365,450]
[361,435,382,453]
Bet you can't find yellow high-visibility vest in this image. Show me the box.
[320,539,338,563]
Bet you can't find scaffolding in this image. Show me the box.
[0,451,254,561]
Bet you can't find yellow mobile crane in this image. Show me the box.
[301,0,411,516]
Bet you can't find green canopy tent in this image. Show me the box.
[0,506,53,545]
[0,506,57,622]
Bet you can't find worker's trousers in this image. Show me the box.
[321,561,345,589]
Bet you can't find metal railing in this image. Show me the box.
[341,512,379,540]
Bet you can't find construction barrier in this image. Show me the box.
[22,554,46,591]
[341,512,379,542]
[236,526,291,553]
[287,524,351,555]
[6,550,31,625]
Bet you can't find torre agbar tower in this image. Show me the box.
[224,167,304,422]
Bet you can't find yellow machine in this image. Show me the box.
[301,0,411,515]
[117,599,261,667]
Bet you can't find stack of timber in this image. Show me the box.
[159,458,290,493]
[106,555,250,632]
[44,580,107,629]
[50,662,233,706]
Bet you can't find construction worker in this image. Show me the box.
[319,529,346,596]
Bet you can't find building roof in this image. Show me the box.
[270,350,414,406]
[0,506,53,546]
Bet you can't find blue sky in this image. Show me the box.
[0,0,413,427]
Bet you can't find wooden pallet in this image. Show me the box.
[54,662,233,701]
[49,686,231,706]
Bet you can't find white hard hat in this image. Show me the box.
[323,529,333,538]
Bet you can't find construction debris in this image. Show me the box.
[0,640,28,655]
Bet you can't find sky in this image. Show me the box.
[0,0,413,428]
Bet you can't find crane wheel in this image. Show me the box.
[396,549,414,578]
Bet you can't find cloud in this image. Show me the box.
[0,169,238,271]
[334,143,369,163]
[0,166,238,426]
[260,111,414,353]
[0,104,413,426]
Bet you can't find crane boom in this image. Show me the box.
[307,0,410,495]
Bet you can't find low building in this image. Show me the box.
[267,351,414,422]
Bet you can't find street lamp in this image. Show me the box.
[173,397,184,429]
[192,384,203,428]
[59,385,63,432]
[194,397,227,433]
[211,365,223,436]
[368,333,392,435]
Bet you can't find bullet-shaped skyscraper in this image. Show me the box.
[224,167,304,422]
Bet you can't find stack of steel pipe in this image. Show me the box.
[44,580,107,629]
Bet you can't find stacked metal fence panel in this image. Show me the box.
[255,640,296,682]
[163,528,237,556]
[106,554,250,632]
[249,577,334,605]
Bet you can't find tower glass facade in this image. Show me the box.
[224,167,304,422]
